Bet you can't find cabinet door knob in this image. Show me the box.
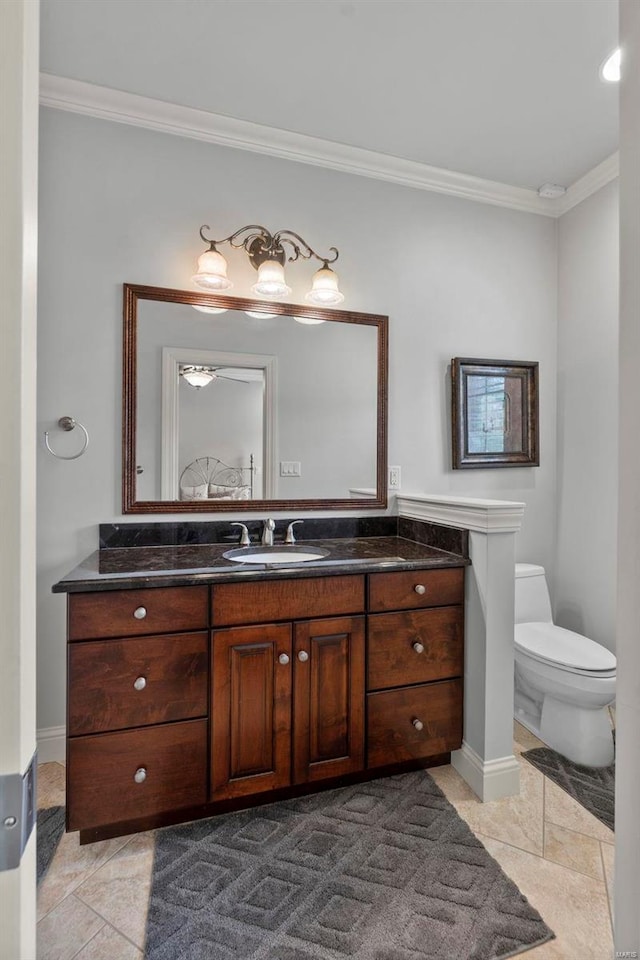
[412,641,425,654]
[133,676,147,691]
[297,650,309,662]
[278,653,290,665]
[133,606,147,620]
[134,767,147,784]
[412,718,424,732]
[414,584,426,596]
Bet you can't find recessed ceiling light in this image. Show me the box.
[600,48,621,82]
[245,311,276,319]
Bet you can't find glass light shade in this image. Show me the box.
[294,315,326,325]
[245,311,276,318]
[181,367,216,389]
[600,48,621,82]
[191,248,232,290]
[251,259,291,298]
[192,305,228,314]
[305,265,344,305]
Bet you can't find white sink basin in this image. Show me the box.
[223,546,329,565]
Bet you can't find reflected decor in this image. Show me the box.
[451,357,539,469]
[191,224,344,305]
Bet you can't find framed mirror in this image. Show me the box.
[123,284,388,512]
[451,357,539,469]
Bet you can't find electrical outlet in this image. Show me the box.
[388,465,401,489]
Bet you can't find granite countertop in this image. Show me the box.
[52,534,469,594]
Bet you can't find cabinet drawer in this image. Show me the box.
[368,568,464,613]
[67,719,207,830]
[367,607,463,691]
[212,575,365,626]
[367,679,462,768]
[68,632,208,735]
[68,586,209,640]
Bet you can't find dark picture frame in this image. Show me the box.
[451,357,539,469]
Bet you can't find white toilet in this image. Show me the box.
[514,563,616,767]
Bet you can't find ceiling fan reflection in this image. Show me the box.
[179,365,253,389]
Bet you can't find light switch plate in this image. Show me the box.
[280,461,301,477]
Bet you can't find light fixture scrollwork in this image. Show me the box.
[191,224,344,305]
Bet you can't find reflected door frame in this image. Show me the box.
[161,347,277,500]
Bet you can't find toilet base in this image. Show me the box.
[515,687,614,767]
[539,696,614,768]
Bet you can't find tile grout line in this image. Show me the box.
[474,829,611,886]
[541,775,614,844]
[73,886,150,954]
[600,840,615,933]
[38,896,106,959]
[68,922,109,960]
[37,834,137,924]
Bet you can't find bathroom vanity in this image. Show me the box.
[54,519,468,843]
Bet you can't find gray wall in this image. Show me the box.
[37,108,558,730]
[556,181,619,650]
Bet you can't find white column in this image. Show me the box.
[0,1,39,957]
[615,0,640,953]
[397,494,525,801]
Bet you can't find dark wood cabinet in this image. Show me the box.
[65,564,464,842]
[211,615,365,798]
[211,623,292,799]
[293,616,365,783]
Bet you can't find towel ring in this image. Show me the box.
[44,416,89,460]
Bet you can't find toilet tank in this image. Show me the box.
[514,563,553,624]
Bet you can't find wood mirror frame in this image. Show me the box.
[122,284,388,513]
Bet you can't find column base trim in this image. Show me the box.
[451,741,520,801]
[37,726,66,764]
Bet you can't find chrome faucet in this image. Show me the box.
[262,518,276,546]
[230,522,250,546]
[285,520,304,544]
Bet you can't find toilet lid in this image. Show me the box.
[515,622,617,673]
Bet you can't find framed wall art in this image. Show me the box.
[451,357,539,469]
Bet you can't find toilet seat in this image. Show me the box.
[515,622,616,677]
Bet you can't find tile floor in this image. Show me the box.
[36,722,615,959]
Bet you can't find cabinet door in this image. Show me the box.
[293,616,365,784]
[212,623,292,800]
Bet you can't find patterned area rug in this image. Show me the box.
[145,771,554,959]
[523,747,615,831]
[37,806,65,883]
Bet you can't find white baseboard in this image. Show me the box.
[37,725,66,764]
[451,741,520,801]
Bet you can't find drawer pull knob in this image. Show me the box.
[133,606,147,620]
[134,767,147,784]
[412,718,424,732]
[298,650,309,662]
[414,584,426,596]
[133,676,147,691]
[278,653,290,666]
[412,641,425,654]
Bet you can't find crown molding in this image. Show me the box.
[555,152,619,216]
[39,74,618,219]
[39,73,558,217]
[396,493,526,534]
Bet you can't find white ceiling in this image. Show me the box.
[40,0,619,190]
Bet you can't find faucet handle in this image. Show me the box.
[285,520,304,544]
[230,522,250,546]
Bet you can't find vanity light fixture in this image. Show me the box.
[294,315,326,325]
[192,305,228,314]
[600,47,621,82]
[192,224,344,304]
[245,311,277,319]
